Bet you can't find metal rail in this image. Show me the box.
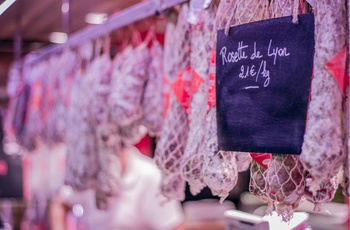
[25,0,188,65]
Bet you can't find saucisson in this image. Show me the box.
[154,4,191,201]
[301,0,347,192]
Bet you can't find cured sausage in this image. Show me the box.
[154,4,191,201]
[181,3,217,196]
[266,155,305,222]
[301,0,347,192]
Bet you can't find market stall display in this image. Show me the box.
[3,0,350,228]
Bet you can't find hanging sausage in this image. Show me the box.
[266,154,305,221]
[181,2,217,196]
[109,35,150,127]
[89,50,123,210]
[202,0,238,202]
[301,0,347,193]
[154,4,191,201]
[304,171,338,211]
[142,40,164,137]
[249,158,273,213]
[65,41,102,191]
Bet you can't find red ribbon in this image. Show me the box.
[325,45,350,95]
[173,66,204,116]
[250,152,272,169]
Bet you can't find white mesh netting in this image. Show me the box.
[266,155,305,222]
[181,84,207,195]
[155,94,189,201]
[203,108,238,201]
[270,0,309,18]
[181,2,217,196]
[249,160,270,204]
[231,0,270,26]
[154,4,191,201]
[172,5,192,83]
[202,0,236,202]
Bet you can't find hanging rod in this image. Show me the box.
[25,0,188,65]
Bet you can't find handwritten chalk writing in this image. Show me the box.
[250,42,263,60]
[239,64,257,79]
[268,39,290,65]
[255,60,270,87]
[245,86,259,89]
[239,60,270,88]
[256,60,264,82]
[261,61,270,87]
[219,42,249,65]
[218,37,291,89]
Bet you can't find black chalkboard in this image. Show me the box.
[216,14,314,155]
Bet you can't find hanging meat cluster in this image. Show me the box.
[7,28,163,212]
[247,0,348,222]
[66,35,154,210]
[5,0,350,222]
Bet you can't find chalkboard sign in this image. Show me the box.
[216,14,314,154]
